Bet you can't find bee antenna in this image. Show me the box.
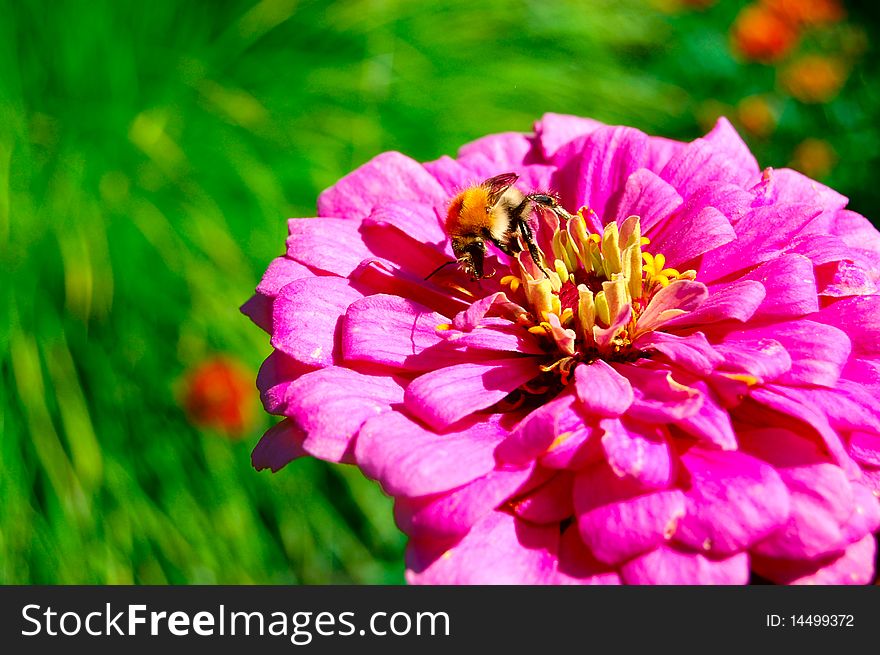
[424,260,457,281]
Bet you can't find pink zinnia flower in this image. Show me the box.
[243,113,880,584]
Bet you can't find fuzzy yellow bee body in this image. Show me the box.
[439,173,568,280]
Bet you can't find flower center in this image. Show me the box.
[498,209,696,378]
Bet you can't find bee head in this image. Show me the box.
[451,236,485,280]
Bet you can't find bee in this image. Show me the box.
[429,173,572,281]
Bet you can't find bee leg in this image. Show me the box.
[517,218,550,279]
[526,193,576,221]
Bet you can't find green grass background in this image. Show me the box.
[2,0,877,584]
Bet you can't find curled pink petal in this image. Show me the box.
[251,419,307,472]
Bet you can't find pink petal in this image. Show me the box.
[696,204,822,283]
[574,462,686,565]
[553,126,649,222]
[251,419,307,472]
[787,233,873,267]
[592,303,632,349]
[816,296,880,357]
[423,155,477,195]
[616,364,704,423]
[726,320,850,388]
[760,168,847,225]
[457,131,534,168]
[676,182,755,226]
[495,390,582,466]
[440,322,545,355]
[366,200,448,248]
[360,220,453,279]
[861,466,880,494]
[850,431,880,468]
[713,337,792,381]
[534,112,604,160]
[512,472,575,524]
[750,461,854,561]
[351,259,471,319]
[452,291,522,330]
[645,136,685,172]
[610,168,683,232]
[674,382,738,450]
[342,294,448,370]
[396,467,536,539]
[404,357,540,430]
[840,481,880,543]
[661,125,758,194]
[355,411,509,497]
[255,256,315,297]
[620,546,749,585]
[540,401,602,471]
[240,294,273,332]
[317,151,446,219]
[553,526,622,585]
[634,331,723,376]
[818,259,878,297]
[674,448,790,556]
[738,254,818,320]
[284,366,404,463]
[600,418,675,489]
[256,351,316,415]
[785,381,880,437]
[647,205,735,269]
[751,534,876,585]
[271,276,363,367]
[664,279,765,328]
[286,217,373,277]
[750,386,859,477]
[574,359,633,417]
[406,511,560,584]
[635,279,708,334]
[833,209,880,253]
[701,117,760,181]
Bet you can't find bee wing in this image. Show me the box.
[482,172,519,206]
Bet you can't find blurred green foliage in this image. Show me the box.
[1,0,877,584]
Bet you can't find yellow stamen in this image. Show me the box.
[554,258,570,283]
[628,244,643,300]
[594,290,611,326]
[577,285,595,338]
[601,222,622,278]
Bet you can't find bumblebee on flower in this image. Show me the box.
[244,113,880,585]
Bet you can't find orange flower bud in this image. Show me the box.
[731,5,799,63]
[182,356,257,436]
